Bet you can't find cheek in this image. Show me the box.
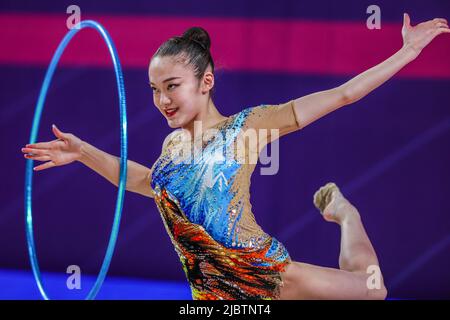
[152,95,160,109]
[174,91,194,110]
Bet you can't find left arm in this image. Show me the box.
[293,13,449,129]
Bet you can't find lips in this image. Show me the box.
[164,108,179,117]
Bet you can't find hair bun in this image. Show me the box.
[181,27,211,51]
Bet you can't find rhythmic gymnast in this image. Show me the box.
[21,14,449,300]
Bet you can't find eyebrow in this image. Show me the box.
[149,77,181,85]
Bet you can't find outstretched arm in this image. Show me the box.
[293,13,449,129]
[21,124,155,198]
[79,142,155,198]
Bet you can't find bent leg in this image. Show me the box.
[338,204,380,273]
[279,261,387,300]
[279,183,387,300]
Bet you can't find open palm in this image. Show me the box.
[402,13,449,57]
[21,125,84,171]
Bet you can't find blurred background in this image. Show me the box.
[0,0,449,299]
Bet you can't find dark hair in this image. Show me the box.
[152,26,216,97]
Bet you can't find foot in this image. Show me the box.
[313,182,359,224]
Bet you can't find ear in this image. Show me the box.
[201,71,215,95]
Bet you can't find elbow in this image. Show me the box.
[123,169,155,198]
[142,169,155,198]
[339,85,354,106]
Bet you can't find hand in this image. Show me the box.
[21,124,84,171]
[402,13,449,58]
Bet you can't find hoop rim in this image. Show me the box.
[24,20,128,300]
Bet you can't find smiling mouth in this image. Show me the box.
[165,108,179,117]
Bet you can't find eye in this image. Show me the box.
[151,84,178,93]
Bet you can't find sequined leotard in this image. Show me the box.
[150,100,301,300]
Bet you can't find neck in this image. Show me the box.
[181,99,228,139]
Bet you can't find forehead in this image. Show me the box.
[148,56,192,84]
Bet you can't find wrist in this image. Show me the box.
[78,141,89,163]
[400,44,420,61]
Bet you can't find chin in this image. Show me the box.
[167,120,182,129]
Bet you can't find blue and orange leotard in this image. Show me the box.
[150,100,301,300]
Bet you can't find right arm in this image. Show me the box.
[21,124,156,198]
[78,142,154,198]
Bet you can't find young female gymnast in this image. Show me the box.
[21,13,449,299]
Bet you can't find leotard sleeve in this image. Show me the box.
[241,99,302,148]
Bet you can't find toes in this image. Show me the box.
[313,182,339,213]
[313,187,328,212]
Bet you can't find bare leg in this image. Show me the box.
[279,183,387,300]
[316,183,381,273]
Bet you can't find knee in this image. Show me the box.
[367,284,388,300]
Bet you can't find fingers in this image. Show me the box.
[25,140,56,149]
[421,18,448,28]
[21,147,47,156]
[24,154,51,162]
[33,161,57,171]
[435,21,449,29]
[403,13,411,27]
[427,18,450,38]
[52,124,67,140]
[25,136,63,150]
[434,18,448,25]
[433,24,450,36]
[22,147,55,171]
[22,147,52,163]
[431,18,449,32]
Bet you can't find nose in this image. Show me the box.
[159,92,171,106]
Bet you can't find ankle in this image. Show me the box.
[339,206,361,224]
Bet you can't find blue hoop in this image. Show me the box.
[24,20,128,300]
